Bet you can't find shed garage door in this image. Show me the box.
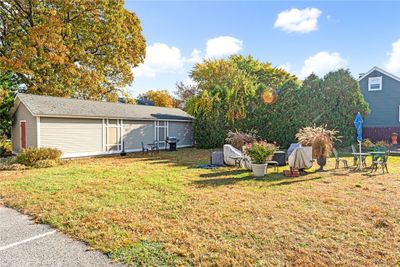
[168,121,193,147]
[40,118,103,155]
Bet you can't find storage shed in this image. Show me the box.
[10,94,194,158]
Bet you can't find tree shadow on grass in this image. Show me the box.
[194,169,323,187]
[199,169,249,178]
[328,169,351,177]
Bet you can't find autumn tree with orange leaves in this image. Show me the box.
[138,90,176,108]
[0,0,146,102]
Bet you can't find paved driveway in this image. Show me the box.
[0,207,120,267]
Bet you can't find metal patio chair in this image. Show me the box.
[371,153,389,174]
[333,148,348,169]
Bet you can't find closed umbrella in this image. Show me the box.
[354,112,364,170]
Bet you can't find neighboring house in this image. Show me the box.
[10,94,194,158]
[358,66,400,142]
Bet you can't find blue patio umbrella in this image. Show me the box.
[354,112,363,142]
[354,112,364,170]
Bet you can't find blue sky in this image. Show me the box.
[124,1,400,97]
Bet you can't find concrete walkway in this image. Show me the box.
[0,206,119,267]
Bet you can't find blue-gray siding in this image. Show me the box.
[168,122,194,146]
[360,70,400,127]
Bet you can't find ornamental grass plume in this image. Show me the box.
[295,125,341,158]
[226,130,258,151]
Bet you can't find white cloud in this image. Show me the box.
[385,39,400,75]
[133,36,244,79]
[187,49,203,64]
[182,77,198,87]
[205,36,243,58]
[300,51,347,78]
[134,43,186,78]
[274,8,322,33]
[278,63,292,72]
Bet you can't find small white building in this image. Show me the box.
[10,94,194,158]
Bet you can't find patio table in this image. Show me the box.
[351,152,370,170]
[369,151,386,157]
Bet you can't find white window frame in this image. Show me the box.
[103,119,123,152]
[368,76,382,91]
[155,120,168,149]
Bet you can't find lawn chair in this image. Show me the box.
[371,153,389,174]
[372,146,387,161]
[333,148,348,169]
[267,160,279,172]
[351,144,367,167]
[141,142,150,154]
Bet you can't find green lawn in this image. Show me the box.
[0,149,399,266]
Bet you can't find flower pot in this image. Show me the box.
[251,163,267,177]
[316,156,327,171]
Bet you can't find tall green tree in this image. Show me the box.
[0,72,22,138]
[188,55,296,148]
[0,0,146,101]
[318,69,370,144]
[188,56,369,148]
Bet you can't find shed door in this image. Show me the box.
[20,121,26,149]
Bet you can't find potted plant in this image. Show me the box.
[244,141,276,177]
[295,125,341,171]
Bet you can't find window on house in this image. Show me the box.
[368,77,382,91]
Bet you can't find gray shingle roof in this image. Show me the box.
[14,93,193,121]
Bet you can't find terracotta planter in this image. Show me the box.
[251,163,267,177]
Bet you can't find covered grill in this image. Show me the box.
[166,136,179,151]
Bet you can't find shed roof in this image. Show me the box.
[12,93,193,121]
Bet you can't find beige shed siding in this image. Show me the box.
[40,117,102,154]
[123,120,154,150]
[11,103,37,153]
[168,122,193,146]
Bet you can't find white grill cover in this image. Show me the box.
[288,146,313,169]
[223,144,252,170]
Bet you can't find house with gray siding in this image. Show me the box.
[358,66,400,141]
[10,94,194,158]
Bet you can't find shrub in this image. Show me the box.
[244,141,276,164]
[0,157,26,170]
[362,138,375,150]
[32,159,59,168]
[0,163,27,171]
[375,140,390,149]
[225,130,257,151]
[0,140,12,157]
[16,147,62,166]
